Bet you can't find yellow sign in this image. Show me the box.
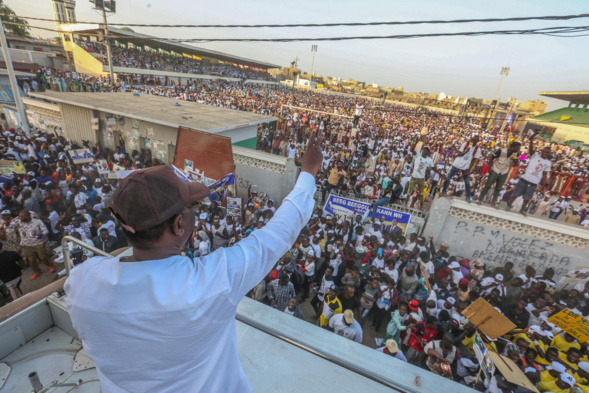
[548,308,589,342]
[0,160,25,175]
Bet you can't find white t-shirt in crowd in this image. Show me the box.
[522,152,551,184]
[411,151,433,179]
[453,143,482,170]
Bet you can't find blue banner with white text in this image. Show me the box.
[323,194,411,233]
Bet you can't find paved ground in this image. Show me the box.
[16,263,61,298]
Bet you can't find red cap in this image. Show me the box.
[109,165,210,233]
[459,278,470,286]
[409,300,419,311]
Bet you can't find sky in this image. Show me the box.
[9,0,589,111]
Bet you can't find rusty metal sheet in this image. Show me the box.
[173,127,234,180]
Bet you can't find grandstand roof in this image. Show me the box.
[531,106,589,127]
[539,91,589,103]
[61,24,280,69]
[30,91,278,133]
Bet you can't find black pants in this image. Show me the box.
[311,295,323,314]
[372,306,388,331]
[322,183,337,203]
[353,115,360,126]
[301,274,315,301]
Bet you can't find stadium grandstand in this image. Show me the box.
[57,23,281,83]
[527,91,589,146]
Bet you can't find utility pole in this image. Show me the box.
[102,8,114,82]
[0,18,30,136]
[90,1,116,82]
[310,45,317,89]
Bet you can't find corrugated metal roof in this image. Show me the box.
[64,24,280,69]
[29,91,278,133]
[539,91,589,104]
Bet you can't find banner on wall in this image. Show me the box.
[322,194,411,232]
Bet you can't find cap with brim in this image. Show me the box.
[560,372,575,387]
[495,274,504,281]
[109,165,210,233]
[446,297,456,305]
[579,361,589,373]
[385,339,399,354]
[1,210,10,215]
[343,309,354,324]
[409,300,419,311]
[547,362,566,373]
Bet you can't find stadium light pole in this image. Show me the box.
[102,8,115,82]
[492,66,509,101]
[310,45,317,89]
[0,18,30,136]
[488,66,509,131]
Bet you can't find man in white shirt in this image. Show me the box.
[506,131,551,216]
[329,309,363,343]
[353,103,363,126]
[441,135,482,202]
[406,142,440,202]
[65,132,323,393]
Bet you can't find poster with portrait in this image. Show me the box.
[226,197,242,218]
[68,148,94,164]
[473,332,495,385]
[96,159,110,175]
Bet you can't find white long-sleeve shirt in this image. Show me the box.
[65,172,316,393]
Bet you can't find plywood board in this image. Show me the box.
[174,127,234,181]
[488,352,540,393]
[461,298,516,339]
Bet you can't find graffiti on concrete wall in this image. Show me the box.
[452,220,575,276]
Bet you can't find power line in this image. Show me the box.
[168,26,589,42]
[8,13,589,28]
[10,22,589,42]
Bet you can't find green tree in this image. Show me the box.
[0,0,30,38]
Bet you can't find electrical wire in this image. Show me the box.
[6,13,589,28]
[8,22,589,42]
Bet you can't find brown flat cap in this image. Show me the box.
[109,165,210,233]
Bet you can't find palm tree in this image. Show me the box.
[0,0,30,38]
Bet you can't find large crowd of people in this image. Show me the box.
[124,78,589,219]
[4,61,589,392]
[75,39,276,81]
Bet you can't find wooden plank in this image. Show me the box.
[488,351,540,393]
[461,298,516,339]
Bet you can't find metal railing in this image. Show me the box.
[61,236,112,277]
[56,238,467,392]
